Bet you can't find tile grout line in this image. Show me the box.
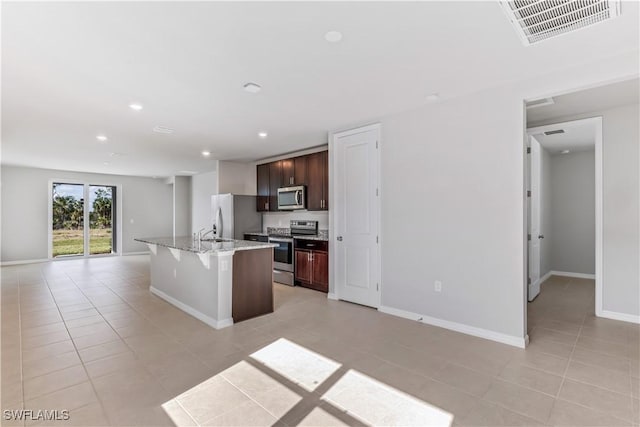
[40,269,114,425]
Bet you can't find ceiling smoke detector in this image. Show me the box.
[499,0,622,45]
[243,82,262,93]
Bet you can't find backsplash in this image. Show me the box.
[261,211,329,231]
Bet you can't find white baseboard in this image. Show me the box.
[1,258,49,266]
[123,251,150,256]
[150,286,233,329]
[378,305,526,348]
[599,309,640,324]
[327,292,338,301]
[550,271,595,280]
[537,271,553,285]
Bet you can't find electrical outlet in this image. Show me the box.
[434,280,442,292]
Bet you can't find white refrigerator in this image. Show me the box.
[211,194,262,240]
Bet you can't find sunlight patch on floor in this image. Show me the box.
[322,369,454,427]
[250,338,342,392]
[162,338,452,426]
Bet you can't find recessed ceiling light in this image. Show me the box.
[96,135,108,142]
[201,150,211,157]
[153,125,174,134]
[129,103,143,111]
[258,132,268,139]
[243,82,262,93]
[324,31,343,43]
[561,150,571,154]
[425,93,440,103]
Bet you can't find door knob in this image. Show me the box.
[538,234,545,239]
[337,236,343,241]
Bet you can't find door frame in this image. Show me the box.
[524,117,603,319]
[526,135,543,301]
[328,123,382,307]
[48,179,123,259]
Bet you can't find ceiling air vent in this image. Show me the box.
[544,129,565,135]
[500,0,622,45]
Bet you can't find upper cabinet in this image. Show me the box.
[281,159,295,187]
[269,161,283,211]
[255,150,328,212]
[307,151,329,211]
[256,163,270,212]
[293,156,307,186]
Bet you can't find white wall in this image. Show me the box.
[218,161,255,195]
[540,147,553,277]
[371,51,638,343]
[379,87,525,339]
[530,103,639,318]
[1,166,173,262]
[549,150,596,275]
[173,176,191,237]
[191,171,218,234]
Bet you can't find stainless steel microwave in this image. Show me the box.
[277,185,306,210]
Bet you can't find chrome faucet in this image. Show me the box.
[198,224,217,241]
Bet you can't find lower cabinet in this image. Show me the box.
[294,239,328,293]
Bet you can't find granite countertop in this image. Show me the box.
[134,236,276,254]
[245,229,329,241]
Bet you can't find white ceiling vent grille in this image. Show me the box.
[500,0,622,45]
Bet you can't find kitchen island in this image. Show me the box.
[134,236,276,329]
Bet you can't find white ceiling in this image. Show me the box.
[3,1,639,177]
[531,120,596,154]
[527,78,640,125]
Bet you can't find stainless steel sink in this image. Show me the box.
[201,238,233,243]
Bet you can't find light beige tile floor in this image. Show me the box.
[1,257,638,426]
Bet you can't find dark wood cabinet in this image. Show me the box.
[307,151,328,211]
[256,163,270,212]
[281,159,295,187]
[269,161,283,211]
[294,239,328,293]
[256,150,328,213]
[295,250,312,283]
[293,156,307,185]
[312,251,328,289]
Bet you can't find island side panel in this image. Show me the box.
[232,248,274,322]
[149,246,228,327]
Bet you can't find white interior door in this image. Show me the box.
[334,124,380,308]
[528,136,542,301]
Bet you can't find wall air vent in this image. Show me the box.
[544,129,565,135]
[499,0,622,45]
